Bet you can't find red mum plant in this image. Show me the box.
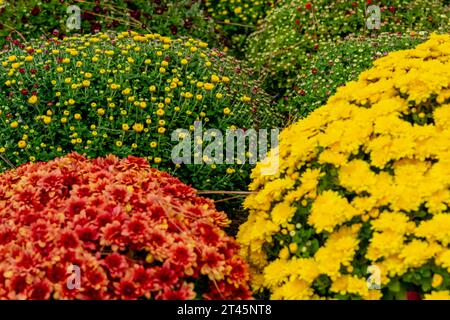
[0,153,252,300]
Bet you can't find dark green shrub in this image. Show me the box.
[281,32,429,120]
[0,0,218,47]
[246,0,450,91]
[203,0,278,54]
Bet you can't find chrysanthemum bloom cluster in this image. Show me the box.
[0,31,280,191]
[0,153,252,300]
[238,34,450,300]
[246,0,450,90]
[281,32,428,119]
[0,0,217,47]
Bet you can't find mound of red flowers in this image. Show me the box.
[0,153,252,300]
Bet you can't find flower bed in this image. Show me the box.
[281,32,428,119]
[238,34,450,299]
[246,0,450,90]
[0,31,280,191]
[0,153,252,299]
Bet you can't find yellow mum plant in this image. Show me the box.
[238,34,450,300]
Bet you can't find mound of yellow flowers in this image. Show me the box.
[238,34,450,300]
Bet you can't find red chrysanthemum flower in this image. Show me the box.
[29,280,52,300]
[0,153,251,300]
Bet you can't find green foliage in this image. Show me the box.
[203,0,278,54]
[246,0,450,91]
[281,32,429,120]
[0,0,218,46]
